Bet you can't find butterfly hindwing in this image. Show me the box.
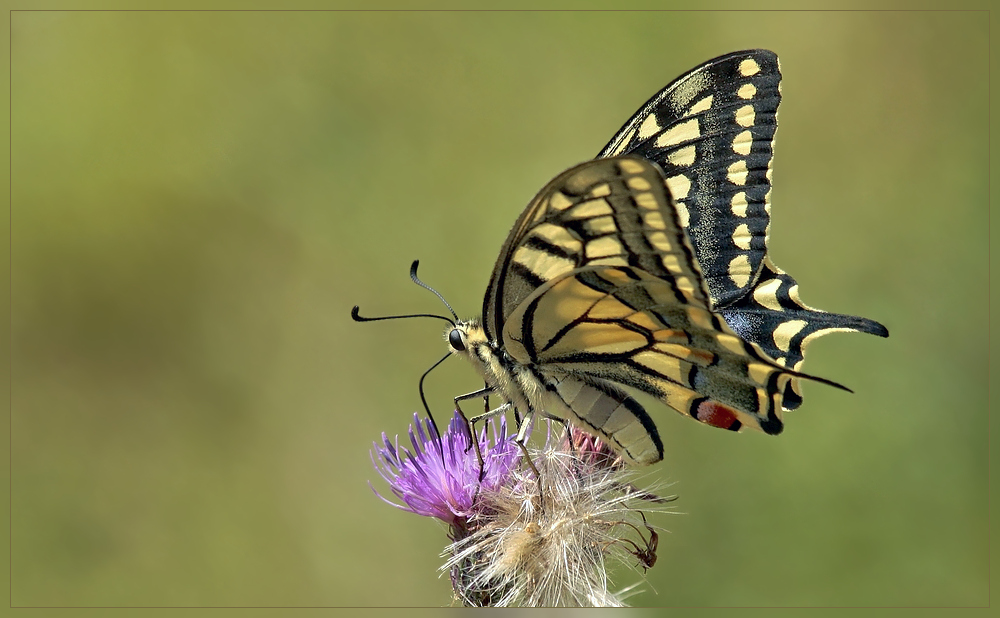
[495,156,808,438]
[504,264,801,436]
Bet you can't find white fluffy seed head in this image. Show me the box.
[443,429,673,607]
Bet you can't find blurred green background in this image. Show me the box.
[9,9,988,608]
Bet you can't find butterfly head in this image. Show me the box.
[445,318,507,385]
[445,319,489,355]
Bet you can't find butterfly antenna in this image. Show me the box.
[350,305,455,328]
[418,352,452,442]
[409,260,459,321]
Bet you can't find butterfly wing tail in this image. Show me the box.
[718,260,888,410]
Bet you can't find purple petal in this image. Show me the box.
[368,410,523,524]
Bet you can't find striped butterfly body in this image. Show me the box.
[446,50,887,466]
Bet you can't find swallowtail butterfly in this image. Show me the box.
[365,50,888,466]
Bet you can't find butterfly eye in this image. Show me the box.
[449,329,466,351]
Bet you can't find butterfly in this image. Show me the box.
[359,50,888,466]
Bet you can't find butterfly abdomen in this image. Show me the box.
[542,372,664,465]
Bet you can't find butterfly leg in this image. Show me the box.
[553,416,575,458]
[455,387,494,426]
[454,387,496,478]
[467,402,543,487]
[459,390,544,498]
[510,411,542,482]
[467,401,512,425]
[468,403,546,507]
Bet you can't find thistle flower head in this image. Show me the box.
[370,411,521,526]
[443,423,670,607]
[370,414,670,607]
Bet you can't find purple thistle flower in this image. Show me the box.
[370,411,522,526]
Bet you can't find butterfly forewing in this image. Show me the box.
[596,49,887,406]
[484,157,710,340]
[599,50,779,309]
